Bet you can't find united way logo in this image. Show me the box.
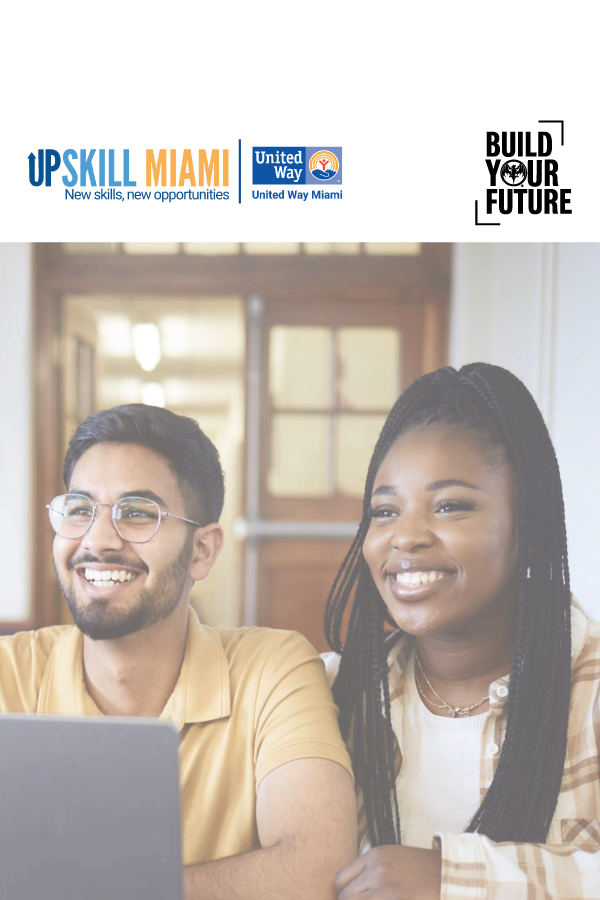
[252,146,342,185]
[309,150,339,181]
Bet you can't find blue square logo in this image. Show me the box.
[253,147,306,184]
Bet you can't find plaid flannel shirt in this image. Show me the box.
[323,600,600,899]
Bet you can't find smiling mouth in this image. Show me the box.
[78,568,140,589]
[394,570,449,587]
[387,569,456,598]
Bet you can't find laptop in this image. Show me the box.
[0,715,184,900]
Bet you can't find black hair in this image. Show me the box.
[63,404,225,523]
[325,363,571,846]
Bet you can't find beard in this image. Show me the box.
[56,534,194,641]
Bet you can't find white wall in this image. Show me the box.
[450,243,600,621]
[552,246,600,622]
[0,244,32,622]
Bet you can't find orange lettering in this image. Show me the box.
[146,149,166,186]
[198,149,219,186]
[178,149,196,186]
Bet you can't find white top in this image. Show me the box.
[321,648,488,849]
[396,650,487,848]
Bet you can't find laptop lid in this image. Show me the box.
[0,715,184,900]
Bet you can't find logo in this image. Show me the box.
[26,148,232,205]
[309,151,339,181]
[500,159,527,186]
[475,121,571,225]
[253,146,342,185]
[27,149,229,189]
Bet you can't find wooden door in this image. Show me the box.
[243,269,450,651]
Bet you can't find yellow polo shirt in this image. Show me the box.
[0,610,352,865]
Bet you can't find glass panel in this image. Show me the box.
[336,414,386,496]
[140,382,165,407]
[183,242,240,255]
[269,414,329,496]
[122,242,180,254]
[97,315,134,357]
[337,328,400,410]
[96,377,143,407]
[270,326,331,410]
[303,243,361,255]
[63,243,119,253]
[364,242,421,255]
[243,243,301,255]
[160,305,244,361]
[162,378,237,408]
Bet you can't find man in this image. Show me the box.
[0,404,357,899]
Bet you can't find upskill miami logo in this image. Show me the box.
[26,149,231,204]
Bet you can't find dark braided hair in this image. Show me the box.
[324,363,571,846]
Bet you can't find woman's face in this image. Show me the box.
[362,424,518,638]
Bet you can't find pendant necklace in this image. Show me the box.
[414,651,489,718]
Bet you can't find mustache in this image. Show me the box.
[69,554,148,573]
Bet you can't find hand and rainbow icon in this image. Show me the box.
[252,146,342,186]
[309,151,339,181]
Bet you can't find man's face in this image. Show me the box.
[53,442,197,641]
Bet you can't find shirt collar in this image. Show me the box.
[569,596,588,664]
[37,607,231,731]
[160,608,231,730]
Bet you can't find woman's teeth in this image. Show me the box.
[394,570,446,586]
[84,568,135,587]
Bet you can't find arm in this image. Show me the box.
[185,757,357,900]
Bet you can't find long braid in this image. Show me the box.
[325,363,571,846]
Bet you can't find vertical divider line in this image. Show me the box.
[238,139,241,204]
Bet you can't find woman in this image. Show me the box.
[324,363,599,900]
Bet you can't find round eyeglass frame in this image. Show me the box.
[46,493,206,544]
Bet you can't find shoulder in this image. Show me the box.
[571,601,600,676]
[569,603,600,719]
[214,624,318,660]
[210,626,326,688]
[0,625,70,711]
[320,633,411,689]
[0,625,68,664]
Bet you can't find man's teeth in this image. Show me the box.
[84,568,135,587]
[395,571,447,586]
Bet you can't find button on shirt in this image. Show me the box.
[0,609,353,865]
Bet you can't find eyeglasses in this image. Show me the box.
[46,494,205,543]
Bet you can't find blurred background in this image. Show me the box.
[1,242,598,647]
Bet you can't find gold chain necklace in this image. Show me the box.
[414,651,489,718]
